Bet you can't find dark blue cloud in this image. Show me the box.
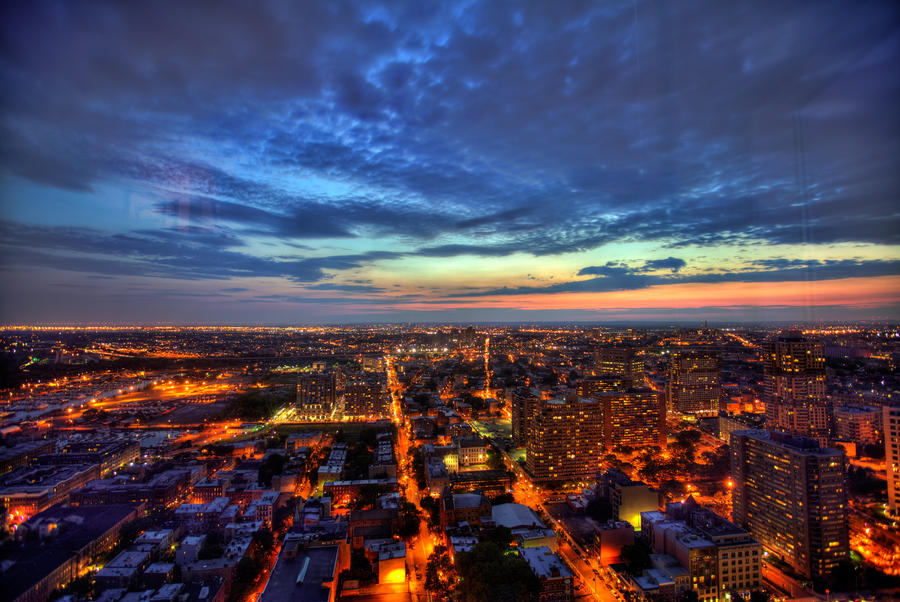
[0,220,388,283]
[2,0,897,253]
[643,257,686,273]
[306,283,386,293]
[579,257,686,277]
[578,263,633,278]
[463,258,900,296]
[0,0,898,321]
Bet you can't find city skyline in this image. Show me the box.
[2,1,899,324]
[1,323,897,600]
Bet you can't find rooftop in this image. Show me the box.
[0,503,138,600]
[733,429,843,455]
[519,546,573,580]
[260,544,339,602]
[452,493,485,509]
[492,503,544,530]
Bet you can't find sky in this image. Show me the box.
[1,0,898,325]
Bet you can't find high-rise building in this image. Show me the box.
[526,395,604,482]
[344,377,389,419]
[296,373,337,420]
[884,406,900,515]
[520,385,664,465]
[596,389,666,450]
[577,376,630,398]
[763,331,829,443]
[511,388,540,447]
[730,430,848,581]
[668,350,721,415]
[594,346,644,386]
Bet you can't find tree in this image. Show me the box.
[455,542,541,601]
[253,527,275,556]
[420,496,440,529]
[670,439,697,464]
[425,545,455,596]
[207,443,234,457]
[409,447,427,489]
[482,525,513,548]
[848,466,886,497]
[699,444,731,481]
[351,483,389,510]
[485,448,504,471]
[50,573,94,600]
[117,517,152,549]
[660,479,687,500]
[235,556,261,585]
[258,452,286,486]
[490,492,515,506]
[862,442,885,459]
[358,427,379,449]
[398,501,421,539]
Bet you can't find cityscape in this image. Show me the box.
[0,325,897,601]
[1,1,899,602]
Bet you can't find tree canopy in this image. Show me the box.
[454,542,541,602]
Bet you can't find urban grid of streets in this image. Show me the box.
[1,325,898,601]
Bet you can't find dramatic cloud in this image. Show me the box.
[465,259,900,297]
[0,0,898,322]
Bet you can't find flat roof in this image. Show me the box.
[452,493,484,509]
[492,503,544,529]
[519,546,573,580]
[260,545,339,602]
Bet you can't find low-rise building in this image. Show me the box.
[0,463,101,518]
[519,546,574,602]
[605,472,658,532]
[322,478,398,507]
[0,503,139,602]
[642,499,762,601]
[456,436,489,467]
[629,554,691,601]
[439,490,491,531]
[174,497,231,534]
[260,538,341,602]
[37,439,140,476]
[833,406,882,445]
[246,491,281,527]
[449,469,512,497]
[95,548,152,589]
[595,520,635,565]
